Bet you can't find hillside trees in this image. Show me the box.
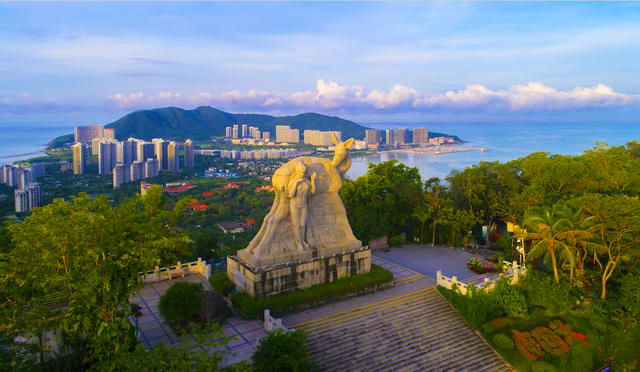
[340,160,422,243]
[0,185,190,364]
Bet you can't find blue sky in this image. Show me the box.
[1,2,640,124]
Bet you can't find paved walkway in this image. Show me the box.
[372,244,479,280]
[129,274,267,363]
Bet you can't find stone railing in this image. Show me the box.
[264,309,294,333]
[437,261,527,295]
[139,257,212,283]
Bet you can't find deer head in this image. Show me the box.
[331,134,354,175]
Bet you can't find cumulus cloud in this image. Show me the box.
[3,80,640,116]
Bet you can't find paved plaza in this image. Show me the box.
[129,274,267,363]
[372,244,480,280]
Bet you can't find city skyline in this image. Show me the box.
[1,2,639,125]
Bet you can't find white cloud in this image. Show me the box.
[3,80,640,116]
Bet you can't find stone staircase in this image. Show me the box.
[292,287,513,372]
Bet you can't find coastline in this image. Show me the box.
[0,150,49,165]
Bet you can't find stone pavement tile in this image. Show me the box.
[139,321,161,332]
[242,329,268,343]
[147,335,171,346]
[145,327,167,340]
[227,337,249,349]
[227,315,249,326]
[234,322,262,333]
[137,315,157,325]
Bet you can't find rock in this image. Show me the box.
[196,290,232,324]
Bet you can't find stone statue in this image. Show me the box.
[287,163,316,251]
[239,134,362,267]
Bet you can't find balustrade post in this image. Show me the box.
[437,270,442,286]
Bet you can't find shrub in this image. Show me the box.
[389,236,402,246]
[493,334,514,350]
[481,323,494,334]
[530,326,570,357]
[495,287,528,319]
[158,281,204,322]
[519,270,574,315]
[437,283,500,328]
[512,329,545,361]
[209,273,235,296]
[532,361,557,372]
[253,329,311,372]
[488,317,514,330]
[231,264,393,319]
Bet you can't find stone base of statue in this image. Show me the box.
[226,136,371,299]
[227,246,371,299]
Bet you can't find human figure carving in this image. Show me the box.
[287,162,316,251]
[243,134,358,262]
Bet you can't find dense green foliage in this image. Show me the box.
[158,281,205,323]
[231,264,393,319]
[105,106,368,141]
[209,273,236,297]
[252,329,312,372]
[340,160,422,242]
[95,322,236,372]
[493,333,514,350]
[0,186,190,365]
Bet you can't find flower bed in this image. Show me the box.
[549,320,588,346]
[488,317,514,330]
[530,326,570,357]
[467,258,497,274]
[512,329,545,361]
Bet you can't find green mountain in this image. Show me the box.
[105,106,369,141]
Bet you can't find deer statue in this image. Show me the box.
[243,134,358,261]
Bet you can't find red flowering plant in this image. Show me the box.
[512,329,545,361]
[530,326,570,357]
[549,320,588,346]
[488,317,514,330]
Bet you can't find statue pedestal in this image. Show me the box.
[227,246,371,299]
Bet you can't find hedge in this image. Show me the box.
[230,264,393,319]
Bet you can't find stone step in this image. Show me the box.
[294,287,437,330]
[301,289,513,371]
[305,297,454,350]
[301,288,440,333]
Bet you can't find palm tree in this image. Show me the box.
[523,206,575,283]
[555,206,602,284]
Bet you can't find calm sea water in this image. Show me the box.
[2,121,639,178]
[346,122,640,179]
[0,122,76,165]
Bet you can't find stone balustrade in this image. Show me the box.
[264,309,294,333]
[139,257,212,283]
[437,261,527,295]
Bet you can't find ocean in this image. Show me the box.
[1,121,639,178]
[346,122,640,179]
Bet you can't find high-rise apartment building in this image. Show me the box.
[153,139,169,171]
[386,128,407,146]
[137,141,155,163]
[104,128,115,140]
[225,126,232,138]
[113,164,130,188]
[413,127,429,144]
[14,182,41,212]
[263,132,270,142]
[130,161,144,182]
[118,140,134,166]
[144,158,159,179]
[366,129,382,145]
[17,169,33,190]
[75,124,104,144]
[232,125,239,139]
[73,143,86,175]
[98,140,118,175]
[2,165,18,187]
[304,130,342,146]
[168,141,180,173]
[241,124,248,138]
[184,139,194,169]
[275,126,300,143]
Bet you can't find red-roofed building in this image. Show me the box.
[202,191,214,197]
[246,219,256,228]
